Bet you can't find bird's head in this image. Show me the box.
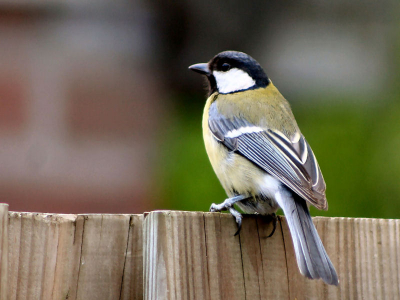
[189,51,270,95]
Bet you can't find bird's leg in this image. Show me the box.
[267,213,278,238]
[229,207,243,236]
[209,195,247,212]
[209,195,250,236]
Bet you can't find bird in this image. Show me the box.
[188,50,338,285]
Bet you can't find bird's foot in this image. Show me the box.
[209,195,248,235]
[229,207,243,236]
[266,213,278,238]
[209,195,246,212]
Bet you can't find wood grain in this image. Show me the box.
[7,212,143,300]
[144,211,400,300]
[0,204,8,300]
[120,215,144,300]
[4,208,400,299]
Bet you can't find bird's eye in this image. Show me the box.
[221,63,231,72]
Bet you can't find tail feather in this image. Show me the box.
[275,187,339,285]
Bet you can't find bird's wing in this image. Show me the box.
[208,104,327,210]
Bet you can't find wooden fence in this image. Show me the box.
[0,203,399,299]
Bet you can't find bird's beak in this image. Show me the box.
[189,63,210,75]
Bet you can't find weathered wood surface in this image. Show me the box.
[143,211,400,300]
[2,208,400,299]
[7,212,143,300]
[0,204,8,300]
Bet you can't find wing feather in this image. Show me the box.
[208,107,327,209]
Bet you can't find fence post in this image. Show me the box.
[0,204,8,300]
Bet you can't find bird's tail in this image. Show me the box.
[275,188,338,285]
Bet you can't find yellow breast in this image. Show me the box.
[202,93,266,198]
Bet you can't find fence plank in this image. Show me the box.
[203,212,245,300]
[0,204,8,300]
[7,212,143,300]
[255,216,290,299]
[7,213,77,300]
[120,215,144,300]
[75,215,130,299]
[143,211,211,300]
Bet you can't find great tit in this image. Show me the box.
[189,51,338,285]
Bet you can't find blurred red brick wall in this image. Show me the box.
[0,4,161,213]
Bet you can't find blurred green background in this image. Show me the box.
[0,1,399,219]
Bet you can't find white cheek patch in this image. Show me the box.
[225,126,264,138]
[213,68,256,94]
